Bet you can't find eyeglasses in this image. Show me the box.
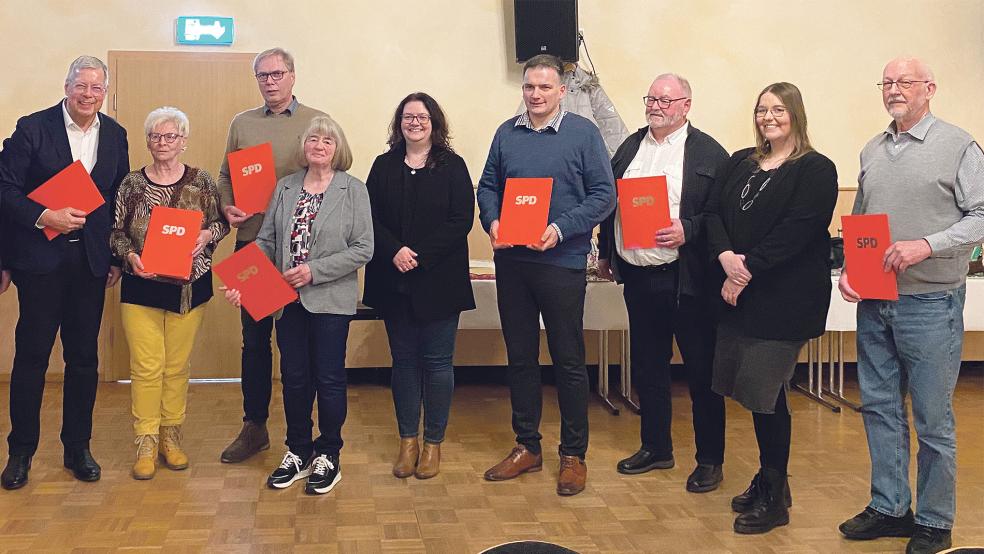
[402,114,431,124]
[71,83,106,95]
[643,96,688,109]
[877,80,931,90]
[255,70,289,82]
[755,106,787,118]
[147,133,183,144]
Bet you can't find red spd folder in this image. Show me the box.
[140,207,203,280]
[497,178,553,246]
[228,142,277,215]
[214,242,297,321]
[842,214,898,300]
[27,160,105,240]
[617,176,671,249]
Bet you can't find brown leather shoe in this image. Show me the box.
[220,421,270,463]
[415,442,440,479]
[484,445,543,481]
[393,437,419,478]
[557,454,587,496]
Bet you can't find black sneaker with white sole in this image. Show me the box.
[305,454,341,495]
[267,450,311,489]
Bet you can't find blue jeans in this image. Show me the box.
[384,303,460,444]
[275,303,352,459]
[856,285,965,530]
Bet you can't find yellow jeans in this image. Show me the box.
[121,303,206,435]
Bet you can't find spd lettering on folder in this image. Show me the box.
[139,207,203,280]
[497,178,553,246]
[228,143,277,215]
[842,214,898,300]
[214,242,297,321]
[617,176,671,250]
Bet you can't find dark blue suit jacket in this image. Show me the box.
[0,102,129,276]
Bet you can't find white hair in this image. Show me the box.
[653,73,693,98]
[144,106,190,137]
[65,55,109,87]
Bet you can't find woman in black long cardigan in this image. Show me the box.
[363,92,475,480]
[705,82,838,535]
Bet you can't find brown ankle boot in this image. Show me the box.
[393,437,419,478]
[415,442,441,479]
[220,421,270,463]
[159,425,189,470]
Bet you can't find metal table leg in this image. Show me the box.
[793,335,842,412]
[820,331,861,412]
[596,330,620,415]
[618,330,640,413]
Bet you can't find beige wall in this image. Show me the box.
[2,0,984,371]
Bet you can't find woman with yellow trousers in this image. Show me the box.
[110,107,229,479]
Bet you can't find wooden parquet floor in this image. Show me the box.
[0,369,981,553]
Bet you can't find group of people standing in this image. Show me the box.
[0,46,979,554]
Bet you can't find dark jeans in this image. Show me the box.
[384,299,460,444]
[495,258,588,458]
[7,241,105,456]
[274,302,351,459]
[620,260,725,465]
[236,240,274,425]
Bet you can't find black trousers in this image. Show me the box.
[495,258,588,458]
[236,240,274,425]
[620,259,725,465]
[7,241,106,456]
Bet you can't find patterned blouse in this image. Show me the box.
[110,165,230,312]
[288,189,325,268]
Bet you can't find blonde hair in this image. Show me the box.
[144,106,190,137]
[751,82,814,163]
[300,115,353,171]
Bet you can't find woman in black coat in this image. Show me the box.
[705,82,838,535]
[363,92,475,480]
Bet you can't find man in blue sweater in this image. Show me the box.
[477,54,615,496]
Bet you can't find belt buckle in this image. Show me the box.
[67,238,81,243]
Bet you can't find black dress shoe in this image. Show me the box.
[686,464,723,493]
[616,449,673,475]
[906,524,951,554]
[1,454,32,490]
[64,448,101,482]
[839,506,915,540]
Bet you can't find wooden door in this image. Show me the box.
[105,51,259,380]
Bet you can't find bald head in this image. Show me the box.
[881,57,936,132]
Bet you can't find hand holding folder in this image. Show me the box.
[842,214,898,300]
[214,242,297,321]
[228,143,277,215]
[617,176,671,250]
[496,178,553,247]
[27,160,104,240]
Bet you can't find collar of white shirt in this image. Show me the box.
[644,120,689,147]
[61,98,101,132]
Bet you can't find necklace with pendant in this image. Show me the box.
[405,152,428,175]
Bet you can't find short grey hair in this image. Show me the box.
[253,47,295,73]
[300,115,353,171]
[653,73,693,98]
[144,106,190,138]
[65,55,109,87]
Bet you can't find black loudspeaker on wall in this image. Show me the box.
[514,0,579,63]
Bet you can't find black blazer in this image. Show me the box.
[599,124,728,297]
[0,103,129,276]
[705,148,838,341]
[362,146,476,321]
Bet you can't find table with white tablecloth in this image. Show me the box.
[460,279,633,414]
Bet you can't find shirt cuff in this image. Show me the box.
[550,222,564,243]
[35,209,49,229]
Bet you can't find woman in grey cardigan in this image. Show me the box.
[224,115,373,495]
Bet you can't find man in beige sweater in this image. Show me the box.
[217,47,327,463]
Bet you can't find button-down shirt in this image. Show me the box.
[615,121,689,266]
[62,99,100,172]
[265,96,299,116]
[515,109,566,133]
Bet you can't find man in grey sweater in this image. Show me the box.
[217,47,327,464]
[838,57,984,554]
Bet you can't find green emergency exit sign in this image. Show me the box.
[176,16,234,46]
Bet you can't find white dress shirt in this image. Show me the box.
[614,121,688,266]
[61,99,100,172]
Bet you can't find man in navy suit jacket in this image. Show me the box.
[0,55,129,490]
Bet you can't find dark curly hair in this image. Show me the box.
[386,92,455,168]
